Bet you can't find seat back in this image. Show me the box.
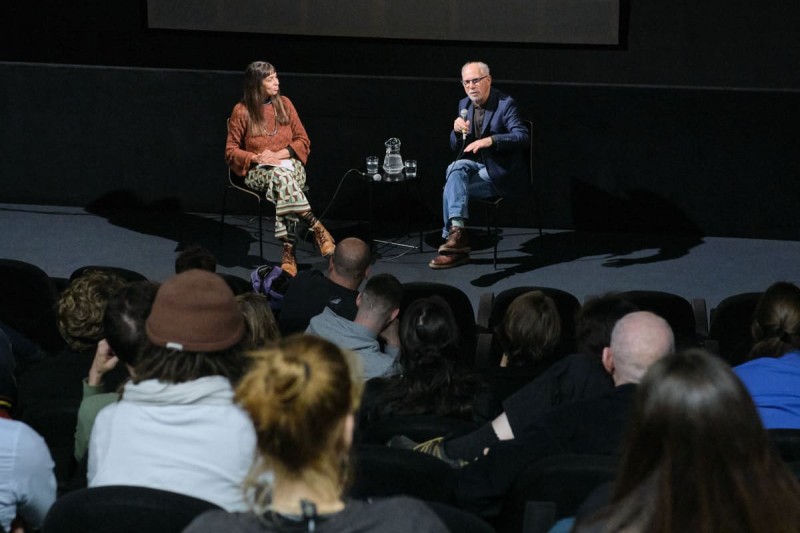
[349,444,456,505]
[42,485,222,533]
[707,291,762,365]
[69,265,148,283]
[425,501,495,533]
[496,454,618,533]
[476,286,580,370]
[769,428,800,464]
[616,290,705,349]
[21,401,81,489]
[400,281,477,366]
[0,259,63,352]
[358,414,480,445]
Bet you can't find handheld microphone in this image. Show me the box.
[460,109,468,140]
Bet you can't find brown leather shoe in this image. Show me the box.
[311,221,336,257]
[438,226,471,254]
[428,252,469,270]
[280,242,297,276]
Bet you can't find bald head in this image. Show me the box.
[604,311,674,386]
[329,237,371,290]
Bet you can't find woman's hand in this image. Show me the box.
[253,150,282,166]
[88,339,119,387]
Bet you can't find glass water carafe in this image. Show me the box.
[383,137,404,177]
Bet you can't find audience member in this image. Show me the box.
[73,280,160,462]
[87,269,257,512]
[734,281,800,429]
[362,296,493,425]
[175,244,217,273]
[237,292,281,349]
[574,349,800,533]
[306,273,402,380]
[486,290,562,402]
[0,417,56,532]
[279,237,371,335]
[17,270,128,415]
[453,311,674,517]
[437,294,638,462]
[184,335,448,533]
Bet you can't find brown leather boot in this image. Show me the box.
[438,226,471,254]
[428,252,469,270]
[280,242,297,276]
[311,221,336,257]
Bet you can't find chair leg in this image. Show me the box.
[536,201,544,238]
[220,186,230,244]
[256,199,264,261]
[492,204,499,269]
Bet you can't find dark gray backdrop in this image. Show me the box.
[2,0,799,239]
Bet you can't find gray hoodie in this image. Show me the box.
[306,307,398,379]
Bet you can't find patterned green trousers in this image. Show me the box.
[244,158,309,241]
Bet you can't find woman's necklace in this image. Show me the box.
[263,100,278,136]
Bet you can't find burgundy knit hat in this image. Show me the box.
[145,269,244,352]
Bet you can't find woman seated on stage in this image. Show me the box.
[184,335,448,533]
[574,349,800,533]
[225,61,334,276]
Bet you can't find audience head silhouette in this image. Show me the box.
[578,348,800,532]
[236,292,280,350]
[57,270,127,351]
[236,335,363,512]
[356,273,403,329]
[575,293,639,358]
[498,290,561,367]
[750,281,800,359]
[175,244,217,274]
[329,237,372,290]
[385,295,479,418]
[138,269,247,384]
[602,311,674,386]
[399,295,461,372]
[103,280,160,366]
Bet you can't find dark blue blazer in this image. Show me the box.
[449,88,530,196]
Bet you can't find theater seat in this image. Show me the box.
[42,485,222,533]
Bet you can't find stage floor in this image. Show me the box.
[3,203,799,315]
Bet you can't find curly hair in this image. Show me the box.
[57,270,127,351]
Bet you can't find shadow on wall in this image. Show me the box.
[85,190,258,270]
[571,178,704,237]
[468,179,704,287]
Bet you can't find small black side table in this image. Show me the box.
[364,172,424,253]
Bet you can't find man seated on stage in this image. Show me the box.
[429,61,530,270]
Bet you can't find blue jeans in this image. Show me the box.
[442,159,497,237]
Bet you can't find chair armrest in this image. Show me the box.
[523,501,557,533]
[477,292,495,332]
[692,298,709,340]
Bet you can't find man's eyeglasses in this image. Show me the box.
[461,75,489,87]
